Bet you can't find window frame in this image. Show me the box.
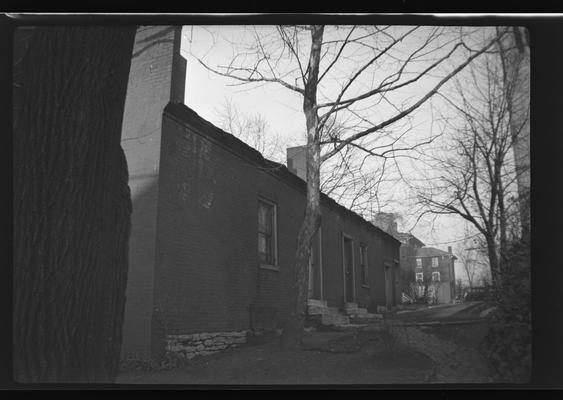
[432,257,439,268]
[432,271,441,282]
[416,258,422,268]
[416,272,424,282]
[258,197,278,270]
[359,243,369,288]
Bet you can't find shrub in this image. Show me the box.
[483,235,531,383]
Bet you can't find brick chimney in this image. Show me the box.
[448,246,452,254]
[372,212,399,237]
[287,146,307,181]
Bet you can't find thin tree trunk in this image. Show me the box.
[280,25,324,349]
[486,237,501,289]
[13,26,135,382]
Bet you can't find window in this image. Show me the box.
[416,258,422,268]
[432,271,440,281]
[416,272,424,282]
[359,244,368,286]
[432,257,439,268]
[258,199,277,266]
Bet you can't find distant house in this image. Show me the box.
[119,26,402,360]
[412,247,457,304]
[372,213,457,304]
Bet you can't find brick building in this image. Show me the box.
[120,26,401,359]
[417,247,457,303]
[372,213,457,304]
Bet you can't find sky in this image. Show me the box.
[178,25,501,269]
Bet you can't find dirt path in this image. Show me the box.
[117,329,433,385]
[117,323,495,385]
[395,324,495,383]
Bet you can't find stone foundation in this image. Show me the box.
[166,331,247,359]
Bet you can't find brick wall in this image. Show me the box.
[152,103,400,354]
[120,26,186,358]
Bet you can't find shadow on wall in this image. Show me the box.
[120,177,159,359]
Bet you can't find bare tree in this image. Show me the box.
[455,238,490,290]
[189,25,507,348]
[417,44,528,288]
[13,27,135,382]
[215,98,286,162]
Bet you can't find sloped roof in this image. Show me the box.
[415,247,456,259]
[395,232,425,246]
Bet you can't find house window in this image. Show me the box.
[432,271,440,281]
[416,272,424,282]
[258,199,277,266]
[416,258,422,268]
[359,244,368,286]
[432,257,439,268]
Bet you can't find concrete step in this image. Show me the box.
[349,313,383,324]
[345,306,369,316]
[344,302,358,313]
[307,304,328,315]
[307,299,328,307]
[322,313,350,326]
[332,323,369,332]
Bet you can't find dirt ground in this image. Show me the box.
[117,323,494,386]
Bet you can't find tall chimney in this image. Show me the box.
[448,246,452,254]
[287,146,307,181]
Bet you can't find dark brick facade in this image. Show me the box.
[150,103,401,354]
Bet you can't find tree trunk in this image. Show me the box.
[486,236,501,289]
[13,26,135,382]
[280,25,324,349]
[498,27,530,240]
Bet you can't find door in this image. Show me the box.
[343,236,355,303]
[384,263,394,309]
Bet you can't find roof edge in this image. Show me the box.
[163,102,401,245]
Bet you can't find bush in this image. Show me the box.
[483,236,531,383]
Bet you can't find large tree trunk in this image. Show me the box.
[13,26,135,382]
[498,27,530,240]
[280,25,324,349]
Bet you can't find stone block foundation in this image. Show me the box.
[166,331,247,359]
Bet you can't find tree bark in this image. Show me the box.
[485,236,501,288]
[498,27,530,240]
[13,26,135,382]
[280,25,324,349]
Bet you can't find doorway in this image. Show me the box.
[342,235,355,303]
[384,263,395,309]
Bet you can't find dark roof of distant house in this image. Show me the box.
[415,247,457,260]
[395,232,425,246]
[164,102,401,246]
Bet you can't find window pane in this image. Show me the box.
[416,258,422,268]
[258,202,272,234]
[258,199,276,265]
[258,233,267,255]
[258,203,267,232]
